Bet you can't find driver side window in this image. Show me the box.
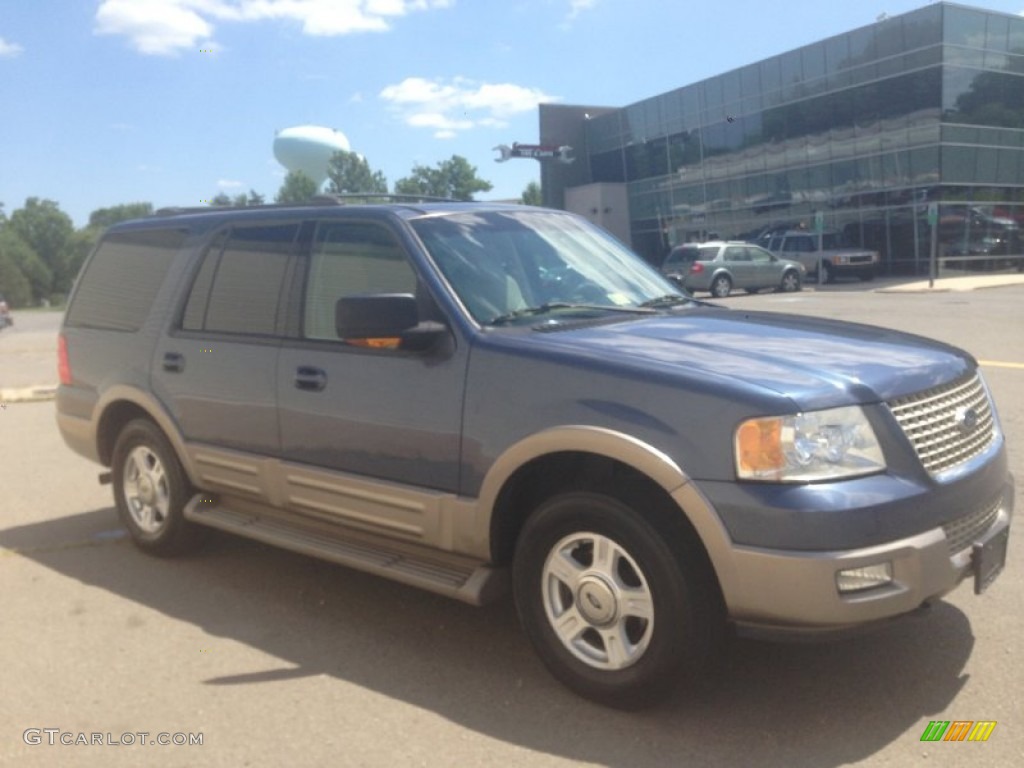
[303,222,417,341]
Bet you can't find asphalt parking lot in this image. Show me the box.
[1,281,1022,767]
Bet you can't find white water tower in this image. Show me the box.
[273,125,351,188]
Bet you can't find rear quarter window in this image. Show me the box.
[664,247,698,268]
[65,228,186,331]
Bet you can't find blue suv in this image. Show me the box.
[57,200,1013,709]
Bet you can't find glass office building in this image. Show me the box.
[540,2,1024,274]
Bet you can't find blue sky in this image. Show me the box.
[2,0,1023,227]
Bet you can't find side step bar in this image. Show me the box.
[184,497,509,606]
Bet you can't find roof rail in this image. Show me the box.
[310,193,459,205]
[151,194,462,217]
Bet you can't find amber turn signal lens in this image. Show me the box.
[736,417,785,476]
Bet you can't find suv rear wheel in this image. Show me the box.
[513,490,721,709]
[112,419,199,556]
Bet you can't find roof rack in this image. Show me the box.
[152,193,462,217]
[310,193,458,204]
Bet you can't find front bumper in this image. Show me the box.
[677,474,1013,632]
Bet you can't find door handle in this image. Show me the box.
[163,352,185,373]
[294,366,327,392]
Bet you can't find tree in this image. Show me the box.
[235,189,265,206]
[65,228,100,289]
[0,245,33,307]
[7,198,74,294]
[275,171,319,204]
[521,181,543,206]
[394,155,492,201]
[226,189,266,206]
[0,228,52,304]
[211,192,233,206]
[88,203,153,229]
[326,151,388,198]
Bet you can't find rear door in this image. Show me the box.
[152,221,301,456]
[722,244,754,288]
[747,245,778,286]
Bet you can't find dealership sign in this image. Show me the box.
[494,143,575,164]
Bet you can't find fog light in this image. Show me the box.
[836,563,893,593]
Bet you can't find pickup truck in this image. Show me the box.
[763,231,878,283]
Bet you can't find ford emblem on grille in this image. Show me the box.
[954,406,980,434]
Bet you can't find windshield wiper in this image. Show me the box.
[639,294,693,308]
[488,303,655,326]
[639,294,718,309]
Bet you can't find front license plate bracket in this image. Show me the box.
[973,527,1009,595]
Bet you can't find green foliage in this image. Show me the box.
[7,197,74,294]
[229,189,266,206]
[521,180,543,206]
[327,151,388,198]
[275,171,319,204]
[0,227,52,304]
[394,155,493,202]
[66,228,100,287]
[88,202,153,229]
[0,247,33,307]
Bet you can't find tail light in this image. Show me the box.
[58,333,72,385]
[689,262,704,274]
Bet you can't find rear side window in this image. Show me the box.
[183,223,299,336]
[698,246,720,261]
[65,228,185,331]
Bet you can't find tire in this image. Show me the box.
[779,270,802,293]
[111,419,200,556]
[710,274,732,298]
[820,262,834,284]
[513,490,723,710]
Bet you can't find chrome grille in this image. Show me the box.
[942,497,1001,555]
[887,373,995,476]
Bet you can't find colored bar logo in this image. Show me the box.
[920,721,997,742]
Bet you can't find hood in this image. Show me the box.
[519,308,973,410]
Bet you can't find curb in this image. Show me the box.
[875,275,1024,294]
[0,385,58,403]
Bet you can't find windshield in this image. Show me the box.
[410,210,684,324]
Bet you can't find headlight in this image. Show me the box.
[735,405,886,482]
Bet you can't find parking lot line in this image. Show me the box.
[979,361,1024,370]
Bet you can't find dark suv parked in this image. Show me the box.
[57,199,1013,709]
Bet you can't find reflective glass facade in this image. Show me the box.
[542,3,1024,273]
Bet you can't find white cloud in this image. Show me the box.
[217,178,245,188]
[94,0,453,55]
[567,0,596,21]
[96,0,214,55]
[380,76,559,138]
[0,36,24,57]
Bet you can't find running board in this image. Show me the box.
[184,497,509,606]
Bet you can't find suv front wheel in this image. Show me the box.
[112,419,200,556]
[513,490,720,709]
[710,274,732,298]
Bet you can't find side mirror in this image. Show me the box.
[335,294,447,352]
